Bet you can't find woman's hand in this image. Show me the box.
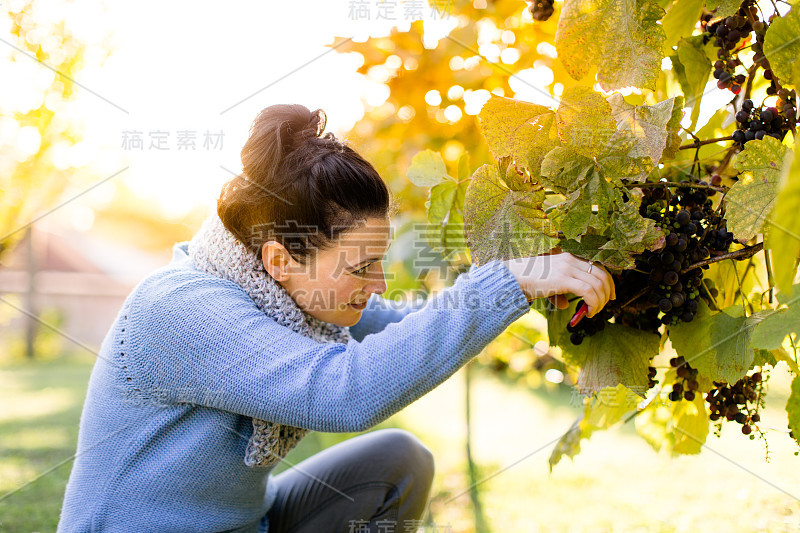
[502,251,616,318]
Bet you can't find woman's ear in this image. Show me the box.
[261,241,292,281]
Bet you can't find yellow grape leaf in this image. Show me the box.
[728,136,787,242]
[555,0,666,91]
[477,95,560,178]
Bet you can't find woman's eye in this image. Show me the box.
[352,264,371,275]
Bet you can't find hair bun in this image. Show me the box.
[240,104,332,183]
[306,108,326,137]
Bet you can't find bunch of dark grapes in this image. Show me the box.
[638,183,729,326]
[667,356,700,401]
[564,180,732,345]
[528,0,554,21]
[566,304,612,345]
[706,371,765,436]
[705,11,751,94]
[732,98,792,145]
[647,365,658,389]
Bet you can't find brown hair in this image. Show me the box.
[217,104,395,265]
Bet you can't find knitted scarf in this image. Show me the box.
[187,210,352,468]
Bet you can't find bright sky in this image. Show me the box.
[5,0,789,235]
[1,0,458,231]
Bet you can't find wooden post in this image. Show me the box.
[24,226,38,359]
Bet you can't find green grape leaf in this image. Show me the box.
[749,283,800,350]
[560,225,663,270]
[607,93,685,166]
[763,7,800,89]
[555,0,666,91]
[671,389,709,454]
[669,298,714,363]
[705,0,741,18]
[477,95,560,178]
[728,136,788,242]
[765,136,800,294]
[425,179,469,261]
[573,324,659,396]
[550,384,640,470]
[407,149,448,187]
[672,35,712,131]
[773,347,800,374]
[701,305,772,383]
[539,147,594,193]
[463,164,559,265]
[556,86,619,158]
[559,169,615,240]
[788,376,800,447]
[457,153,470,182]
[662,0,704,54]
[752,349,777,368]
[548,416,584,471]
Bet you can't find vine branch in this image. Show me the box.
[623,181,727,192]
[680,242,764,274]
[679,136,734,150]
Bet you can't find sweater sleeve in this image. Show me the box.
[347,292,428,342]
[127,259,530,433]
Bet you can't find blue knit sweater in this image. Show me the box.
[57,241,530,532]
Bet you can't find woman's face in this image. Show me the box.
[262,216,391,327]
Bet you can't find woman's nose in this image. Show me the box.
[367,263,387,295]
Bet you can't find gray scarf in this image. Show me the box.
[187,210,352,468]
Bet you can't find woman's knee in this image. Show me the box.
[374,429,435,484]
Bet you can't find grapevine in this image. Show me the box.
[408,0,800,463]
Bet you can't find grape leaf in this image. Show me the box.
[765,136,800,294]
[752,349,778,368]
[705,0,741,18]
[559,169,615,240]
[669,298,714,363]
[583,383,642,426]
[550,384,640,470]
[556,86,619,158]
[555,0,666,91]
[463,163,559,265]
[671,36,712,131]
[672,301,773,383]
[477,95,560,178]
[671,389,709,454]
[549,416,584,471]
[636,368,709,455]
[727,136,788,242]
[788,376,800,447]
[407,149,448,187]
[539,147,594,193]
[702,305,771,383]
[425,178,470,261]
[749,284,800,351]
[607,93,685,165]
[635,399,672,452]
[538,142,663,268]
[574,324,658,396]
[661,0,704,55]
[763,7,800,89]
[774,347,800,374]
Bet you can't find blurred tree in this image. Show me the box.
[0,0,110,263]
[335,0,575,217]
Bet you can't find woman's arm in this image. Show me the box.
[347,292,427,342]
[127,259,530,433]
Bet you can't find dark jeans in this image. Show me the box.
[261,428,435,533]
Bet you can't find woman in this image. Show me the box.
[57,104,614,532]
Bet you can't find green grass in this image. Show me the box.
[0,357,93,533]
[2,352,800,533]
